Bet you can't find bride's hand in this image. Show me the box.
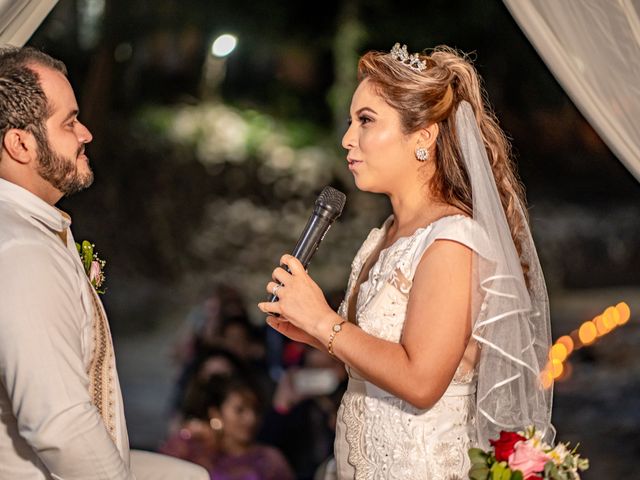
[258,254,337,341]
[265,316,320,348]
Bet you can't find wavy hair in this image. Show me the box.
[357,46,530,279]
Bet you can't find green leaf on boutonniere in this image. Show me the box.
[81,240,93,272]
[75,240,107,294]
[510,471,523,480]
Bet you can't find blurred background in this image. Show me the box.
[19,0,640,478]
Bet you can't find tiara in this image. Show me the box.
[390,43,427,72]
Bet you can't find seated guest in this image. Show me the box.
[160,375,294,480]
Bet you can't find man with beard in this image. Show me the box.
[0,47,208,479]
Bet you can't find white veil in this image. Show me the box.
[455,101,554,448]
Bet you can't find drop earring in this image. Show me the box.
[415,147,429,162]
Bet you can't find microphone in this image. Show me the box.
[269,186,346,302]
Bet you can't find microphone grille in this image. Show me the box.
[316,186,346,217]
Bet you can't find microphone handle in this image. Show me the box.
[268,208,335,303]
[292,211,333,267]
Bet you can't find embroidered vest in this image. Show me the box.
[87,288,116,441]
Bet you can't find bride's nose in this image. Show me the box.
[342,122,357,150]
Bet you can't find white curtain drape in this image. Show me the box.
[503,0,640,182]
[0,0,57,47]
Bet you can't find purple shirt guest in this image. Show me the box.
[160,375,295,480]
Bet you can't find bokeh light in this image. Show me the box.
[615,302,631,325]
[551,301,632,385]
[549,343,568,362]
[594,315,610,336]
[556,335,574,355]
[540,368,554,389]
[578,321,597,345]
[551,358,564,379]
[603,306,619,330]
[558,361,573,382]
[211,34,237,57]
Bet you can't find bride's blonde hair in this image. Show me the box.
[358,46,530,278]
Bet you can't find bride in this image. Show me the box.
[258,43,553,479]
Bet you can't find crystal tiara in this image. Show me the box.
[390,43,427,72]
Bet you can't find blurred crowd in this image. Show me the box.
[157,284,347,480]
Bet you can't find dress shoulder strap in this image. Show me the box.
[405,215,496,280]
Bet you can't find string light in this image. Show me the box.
[594,315,610,336]
[556,335,574,355]
[549,343,568,362]
[578,321,597,345]
[616,302,631,325]
[542,301,632,388]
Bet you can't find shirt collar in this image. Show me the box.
[0,178,71,232]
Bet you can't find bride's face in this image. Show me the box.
[342,78,420,194]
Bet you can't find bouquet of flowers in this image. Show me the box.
[468,427,589,480]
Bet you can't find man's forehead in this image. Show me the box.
[29,63,78,116]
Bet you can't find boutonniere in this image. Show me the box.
[76,240,106,294]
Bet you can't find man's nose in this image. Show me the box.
[76,121,93,144]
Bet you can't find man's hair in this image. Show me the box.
[0,46,68,154]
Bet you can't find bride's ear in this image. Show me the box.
[419,123,439,150]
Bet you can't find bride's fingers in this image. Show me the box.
[258,301,281,316]
[280,254,305,276]
[266,316,300,338]
[266,281,283,296]
[272,266,290,284]
[266,317,297,338]
[266,316,284,329]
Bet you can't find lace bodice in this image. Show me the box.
[334,215,492,480]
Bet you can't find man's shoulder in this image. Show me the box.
[0,201,53,252]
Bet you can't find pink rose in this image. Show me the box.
[508,441,551,479]
[89,261,103,286]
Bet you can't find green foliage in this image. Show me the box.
[468,447,491,480]
[80,240,93,272]
[469,464,490,480]
[544,461,561,479]
[469,448,490,466]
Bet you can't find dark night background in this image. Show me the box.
[23,1,640,478]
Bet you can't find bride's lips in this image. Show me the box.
[347,157,363,171]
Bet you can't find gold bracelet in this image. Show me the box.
[327,320,347,356]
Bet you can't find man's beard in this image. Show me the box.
[36,139,94,196]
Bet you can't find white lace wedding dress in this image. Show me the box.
[334,214,493,480]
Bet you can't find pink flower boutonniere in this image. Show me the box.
[469,426,589,480]
[76,240,106,294]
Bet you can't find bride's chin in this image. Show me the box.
[354,178,383,194]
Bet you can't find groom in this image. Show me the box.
[0,47,207,479]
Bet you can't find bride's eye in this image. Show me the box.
[359,115,372,125]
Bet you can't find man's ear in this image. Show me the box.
[2,129,38,165]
